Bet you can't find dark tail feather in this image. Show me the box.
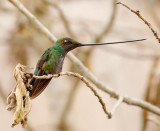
[29,78,52,99]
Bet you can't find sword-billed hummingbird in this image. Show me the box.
[29,37,145,99]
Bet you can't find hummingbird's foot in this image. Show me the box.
[54,73,60,78]
[27,85,33,91]
[24,73,33,79]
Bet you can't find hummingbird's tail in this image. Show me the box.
[29,77,52,99]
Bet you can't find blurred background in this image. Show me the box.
[0,0,160,131]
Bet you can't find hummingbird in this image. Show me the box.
[28,37,145,99]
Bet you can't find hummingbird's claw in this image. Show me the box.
[27,85,33,91]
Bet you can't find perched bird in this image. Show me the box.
[29,37,145,99]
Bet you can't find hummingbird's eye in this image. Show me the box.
[64,39,69,43]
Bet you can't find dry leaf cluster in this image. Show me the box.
[6,64,31,128]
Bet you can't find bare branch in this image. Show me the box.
[8,0,160,116]
[142,58,159,131]
[147,115,160,127]
[8,0,57,42]
[57,79,79,130]
[109,96,123,118]
[33,72,111,118]
[95,0,118,43]
[100,46,160,60]
[45,1,75,38]
[0,83,7,104]
[117,2,160,43]
[33,74,55,79]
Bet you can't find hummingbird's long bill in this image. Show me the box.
[80,38,146,46]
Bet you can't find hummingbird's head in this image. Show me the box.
[55,37,146,53]
[56,37,81,52]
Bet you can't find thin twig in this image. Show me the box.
[109,96,123,118]
[33,72,111,118]
[143,58,159,131]
[100,46,160,60]
[117,2,160,43]
[57,48,96,129]
[8,0,160,116]
[85,0,118,72]
[45,1,75,38]
[147,1,160,30]
[95,0,118,43]
[147,115,160,127]
[57,78,79,130]
[8,0,57,42]
[0,83,7,104]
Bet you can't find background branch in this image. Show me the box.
[95,0,118,43]
[45,1,75,38]
[147,115,160,127]
[100,46,160,60]
[0,83,7,104]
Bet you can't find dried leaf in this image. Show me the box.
[6,91,16,111]
[6,63,31,128]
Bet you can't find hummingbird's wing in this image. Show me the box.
[29,49,53,99]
